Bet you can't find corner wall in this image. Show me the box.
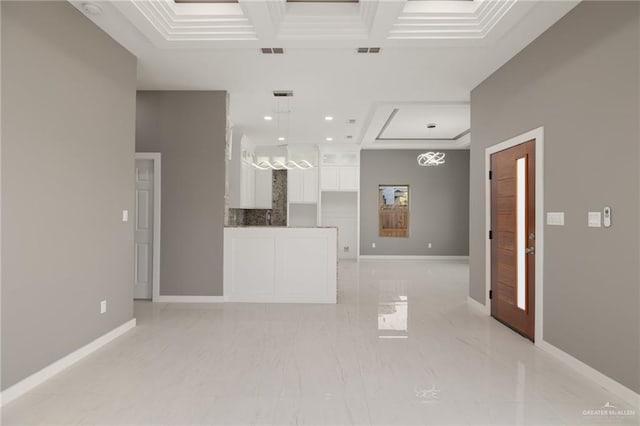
[1,1,137,390]
[470,1,640,393]
[136,91,227,297]
[360,149,470,256]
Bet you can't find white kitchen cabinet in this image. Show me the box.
[302,168,318,202]
[320,167,339,191]
[288,169,304,203]
[339,167,359,191]
[224,227,337,303]
[254,169,272,208]
[240,161,255,208]
[320,166,359,191]
[289,168,318,203]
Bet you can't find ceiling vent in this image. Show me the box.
[357,47,381,54]
[261,48,285,54]
[273,90,294,97]
[347,119,357,124]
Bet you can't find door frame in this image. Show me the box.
[484,127,544,344]
[135,152,162,302]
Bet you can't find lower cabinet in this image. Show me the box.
[224,227,337,303]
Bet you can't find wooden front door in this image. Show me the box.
[491,140,536,340]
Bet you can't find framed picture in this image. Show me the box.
[379,185,409,237]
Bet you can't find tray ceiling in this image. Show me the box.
[69,0,580,150]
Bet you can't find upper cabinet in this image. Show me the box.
[319,149,360,192]
[239,159,255,208]
[287,147,319,204]
[289,168,318,203]
[320,166,359,191]
[230,134,273,209]
[254,169,273,208]
[302,168,318,202]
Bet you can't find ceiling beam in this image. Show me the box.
[365,0,407,44]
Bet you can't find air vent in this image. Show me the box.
[357,47,381,54]
[347,119,357,124]
[261,48,285,54]
[346,135,353,139]
[273,90,294,97]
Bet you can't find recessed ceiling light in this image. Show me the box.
[278,137,285,141]
[325,116,334,121]
[264,116,273,121]
[82,2,103,16]
[326,137,333,142]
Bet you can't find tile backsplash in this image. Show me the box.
[271,170,287,226]
[227,170,287,226]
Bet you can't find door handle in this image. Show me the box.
[525,247,535,255]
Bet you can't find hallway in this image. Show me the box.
[2,260,637,425]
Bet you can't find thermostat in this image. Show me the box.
[603,206,612,228]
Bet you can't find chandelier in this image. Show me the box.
[417,152,446,167]
[252,160,313,170]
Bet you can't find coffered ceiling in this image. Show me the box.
[70,0,580,149]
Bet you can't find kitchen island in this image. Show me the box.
[223,227,337,303]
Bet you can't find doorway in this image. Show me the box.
[134,153,161,300]
[485,128,544,343]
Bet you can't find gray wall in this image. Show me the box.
[1,1,136,390]
[360,150,470,256]
[470,2,640,393]
[136,91,227,296]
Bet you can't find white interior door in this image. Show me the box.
[135,159,154,299]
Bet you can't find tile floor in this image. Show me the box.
[2,260,638,425]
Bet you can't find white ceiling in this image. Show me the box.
[377,104,470,140]
[71,0,580,150]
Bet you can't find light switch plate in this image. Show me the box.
[100,300,107,314]
[122,210,128,222]
[546,212,565,226]
[588,211,602,228]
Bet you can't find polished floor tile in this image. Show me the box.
[2,260,638,425]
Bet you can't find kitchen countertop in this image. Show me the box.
[224,225,337,229]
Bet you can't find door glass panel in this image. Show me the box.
[516,157,526,310]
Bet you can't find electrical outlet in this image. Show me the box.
[100,300,107,314]
[428,243,432,248]
[372,243,376,248]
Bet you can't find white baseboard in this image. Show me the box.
[359,255,469,261]
[0,318,136,406]
[537,339,640,407]
[467,296,490,314]
[153,295,225,303]
[470,292,638,407]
